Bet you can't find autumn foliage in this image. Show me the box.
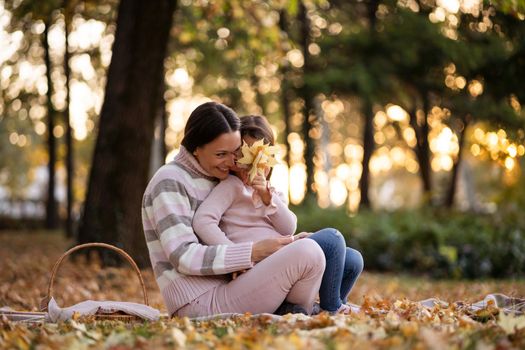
[1,232,524,349]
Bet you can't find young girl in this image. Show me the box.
[193,115,363,315]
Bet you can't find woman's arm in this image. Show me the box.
[193,177,236,245]
[143,176,252,276]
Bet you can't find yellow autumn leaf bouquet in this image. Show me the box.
[236,139,279,182]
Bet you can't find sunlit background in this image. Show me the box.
[0,0,523,220]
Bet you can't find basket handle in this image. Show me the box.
[41,242,148,311]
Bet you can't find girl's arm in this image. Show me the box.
[264,189,297,236]
[250,174,297,237]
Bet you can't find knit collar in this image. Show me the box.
[173,146,216,181]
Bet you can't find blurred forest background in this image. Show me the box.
[1,0,524,279]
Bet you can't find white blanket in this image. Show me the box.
[47,297,160,322]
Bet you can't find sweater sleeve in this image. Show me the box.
[145,177,253,276]
[193,178,236,245]
[264,189,297,237]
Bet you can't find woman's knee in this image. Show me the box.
[290,239,326,272]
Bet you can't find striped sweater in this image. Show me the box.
[141,146,254,315]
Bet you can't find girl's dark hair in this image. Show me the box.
[240,115,275,146]
[240,115,276,179]
[181,102,240,153]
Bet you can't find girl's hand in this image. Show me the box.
[250,174,271,205]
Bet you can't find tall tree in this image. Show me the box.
[408,99,432,202]
[8,1,63,227]
[308,0,393,209]
[278,9,293,192]
[384,8,455,204]
[43,17,59,229]
[358,0,380,209]
[441,5,525,207]
[77,0,177,266]
[298,1,316,202]
[63,0,74,236]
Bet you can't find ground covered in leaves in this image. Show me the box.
[1,231,525,349]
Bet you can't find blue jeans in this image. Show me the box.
[308,228,364,312]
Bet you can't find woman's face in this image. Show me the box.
[194,131,241,180]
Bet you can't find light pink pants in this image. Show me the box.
[176,239,326,317]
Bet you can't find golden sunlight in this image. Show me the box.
[344,143,363,162]
[504,157,515,171]
[315,170,330,209]
[507,144,517,158]
[329,178,347,206]
[286,49,304,68]
[430,127,458,154]
[468,80,483,97]
[270,163,289,202]
[386,104,408,122]
[470,143,481,156]
[289,164,306,205]
[437,0,460,14]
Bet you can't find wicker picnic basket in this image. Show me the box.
[40,242,149,321]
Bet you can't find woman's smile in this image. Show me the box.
[193,131,241,180]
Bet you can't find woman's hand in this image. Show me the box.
[294,232,312,240]
[232,269,247,280]
[250,174,271,205]
[251,236,293,263]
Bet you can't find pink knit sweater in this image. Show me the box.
[193,175,297,245]
[141,147,254,315]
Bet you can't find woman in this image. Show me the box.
[142,102,361,317]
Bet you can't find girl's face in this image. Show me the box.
[194,131,241,180]
[234,135,271,183]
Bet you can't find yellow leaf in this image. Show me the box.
[237,140,254,166]
[171,327,187,347]
[498,313,525,334]
[385,310,400,327]
[236,138,279,182]
[400,321,419,337]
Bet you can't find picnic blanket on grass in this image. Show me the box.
[1,293,523,323]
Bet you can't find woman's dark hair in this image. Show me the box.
[240,115,276,179]
[181,102,240,153]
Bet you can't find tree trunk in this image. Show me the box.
[149,80,168,177]
[159,86,168,165]
[420,98,432,198]
[359,99,374,208]
[63,1,74,237]
[445,116,469,208]
[299,1,316,203]
[43,20,59,229]
[359,0,380,209]
[279,9,292,200]
[281,85,292,166]
[409,97,432,203]
[77,0,177,267]
[251,73,266,116]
